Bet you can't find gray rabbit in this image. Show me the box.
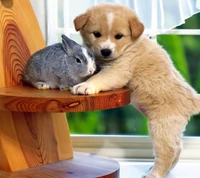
[23,34,96,90]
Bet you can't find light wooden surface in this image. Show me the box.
[0,0,73,172]
[0,111,73,172]
[0,152,120,178]
[0,0,45,88]
[0,86,130,112]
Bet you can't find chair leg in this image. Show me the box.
[0,111,73,172]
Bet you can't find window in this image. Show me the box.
[44,0,200,159]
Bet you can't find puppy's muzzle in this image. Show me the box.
[101,48,112,58]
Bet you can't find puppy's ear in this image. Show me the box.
[129,16,144,40]
[74,13,90,31]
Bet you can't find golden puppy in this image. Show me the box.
[72,3,200,178]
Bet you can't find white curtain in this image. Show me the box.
[94,0,200,35]
[46,0,200,45]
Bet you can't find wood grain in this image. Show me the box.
[0,152,120,178]
[0,0,45,88]
[0,0,73,172]
[0,86,130,112]
[0,111,73,172]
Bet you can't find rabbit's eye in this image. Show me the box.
[93,31,101,38]
[76,58,81,63]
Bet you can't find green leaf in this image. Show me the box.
[157,35,190,83]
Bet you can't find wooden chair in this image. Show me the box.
[0,0,130,177]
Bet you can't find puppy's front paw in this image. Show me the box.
[71,82,99,95]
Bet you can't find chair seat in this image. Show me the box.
[0,85,130,112]
[0,152,120,178]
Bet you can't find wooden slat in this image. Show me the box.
[0,111,28,171]
[0,111,73,172]
[51,113,73,160]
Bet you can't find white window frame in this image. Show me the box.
[31,0,200,160]
[71,135,200,160]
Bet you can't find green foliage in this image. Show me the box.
[67,111,104,134]
[157,34,200,136]
[67,105,149,135]
[157,35,190,82]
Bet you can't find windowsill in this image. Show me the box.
[71,135,200,159]
[118,159,200,178]
[72,135,200,177]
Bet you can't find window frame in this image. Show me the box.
[71,135,200,159]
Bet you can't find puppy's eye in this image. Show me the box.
[115,34,123,40]
[93,31,101,38]
[76,58,81,63]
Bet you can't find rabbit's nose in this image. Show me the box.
[89,68,94,74]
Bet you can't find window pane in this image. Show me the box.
[157,13,200,136]
[67,105,148,135]
[57,0,64,27]
[157,34,200,136]
[69,0,94,28]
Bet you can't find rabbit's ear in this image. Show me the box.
[61,34,78,54]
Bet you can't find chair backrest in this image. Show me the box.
[0,1,74,173]
[0,0,45,88]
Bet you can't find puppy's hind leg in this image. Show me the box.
[169,139,182,171]
[143,116,187,178]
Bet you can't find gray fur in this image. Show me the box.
[23,34,96,90]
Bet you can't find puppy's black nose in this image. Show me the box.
[101,49,112,57]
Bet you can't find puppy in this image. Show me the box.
[72,3,200,178]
